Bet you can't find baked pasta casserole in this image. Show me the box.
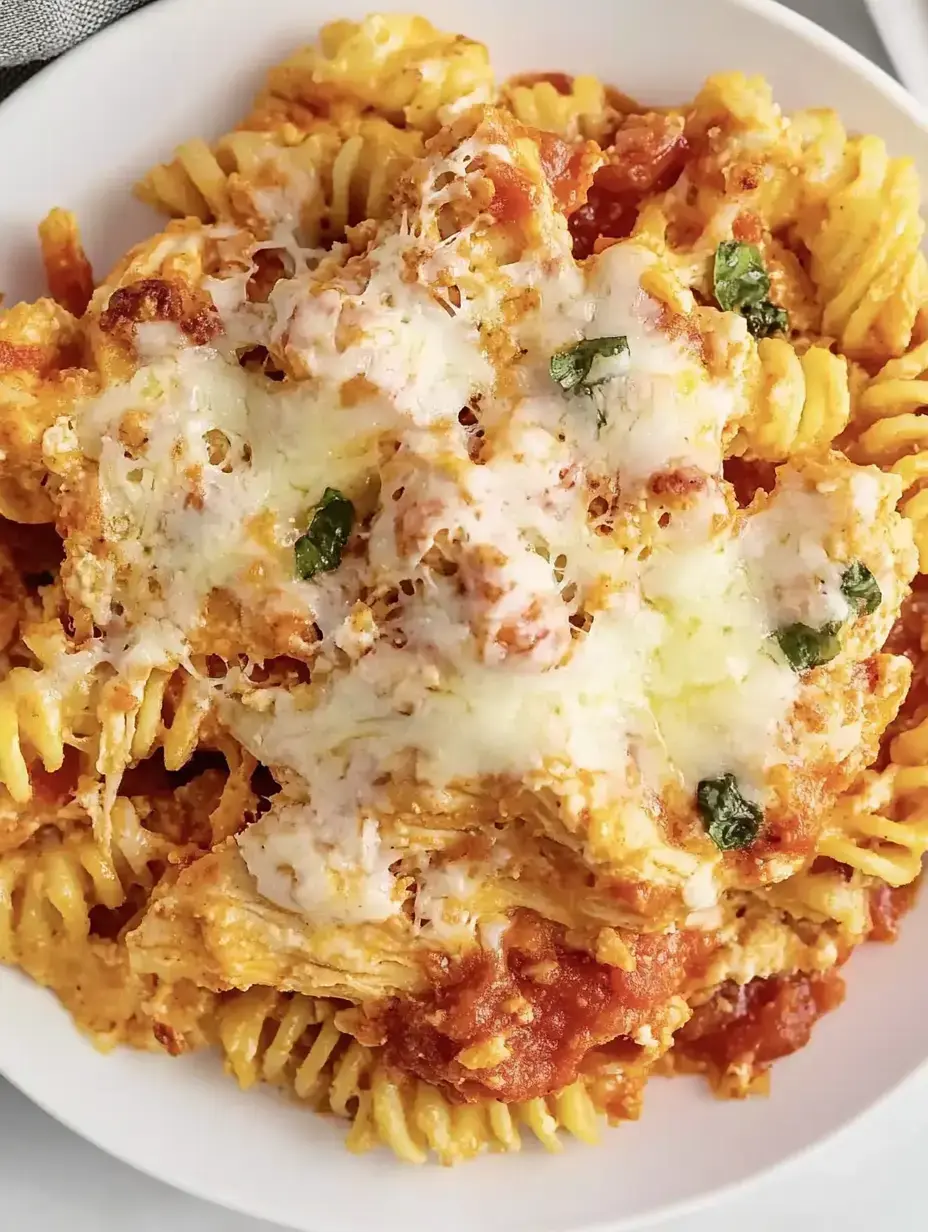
[2,12,928,1163]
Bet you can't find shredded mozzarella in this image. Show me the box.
[49,125,911,930]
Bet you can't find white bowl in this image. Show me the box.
[2,1,928,1228]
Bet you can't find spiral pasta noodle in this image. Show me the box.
[0,664,78,805]
[732,339,851,462]
[0,795,186,966]
[136,117,422,245]
[802,136,928,363]
[37,208,95,318]
[263,14,494,133]
[95,667,213,779]
[0,656,214,805]
[853,341,928,571]
[0,814,219,1052]
[217,987,605,1164]
[503,75,612,142]
[762,865,871,936]
[815,770,928,887]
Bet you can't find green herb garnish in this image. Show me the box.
[841,560,881,617]
[549,336,629,393]
[294,487,355,580]
[742,299,789,340]
[697,773,763,851]
[713,241,789,339]
[775,620,842,673]
[773,563,878,671]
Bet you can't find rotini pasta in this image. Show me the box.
[732,339,850,461]
[817,769,928,887]
[137,117,423,245]
[801,135,928,363]
[216,987,607,1164]
[854,342,928,571]
[0,663,82,804]
[0,796,184,967]
[502,74,614,143]
[4,11,928,1170]
[261,14,494,132]
[96,667,213,778]
[37,207,95,318]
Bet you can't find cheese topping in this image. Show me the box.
[46,116,915,931]
[46,342,396,635]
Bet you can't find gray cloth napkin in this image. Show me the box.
[0,0,153,99]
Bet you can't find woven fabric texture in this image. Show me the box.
[0,0,152,99]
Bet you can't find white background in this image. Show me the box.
[0,2,921,1230]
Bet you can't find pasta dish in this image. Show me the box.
[3,12,928,1164]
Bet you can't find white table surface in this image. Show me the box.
[0,2,921,1230]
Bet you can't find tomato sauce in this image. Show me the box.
[486,160,537,225]
[732,210,764,244]
[377,911,716,1103]
[537,132,599,215]
[569,113,690,258]
[29,745,80,805]
[722,457,777,508]
[674,970,845,1082]
[868,880,919,942]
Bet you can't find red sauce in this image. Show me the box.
[674,970,845,1080]
[536,133,599,215]
[648,466,709,502]
[29,745,81,805]
[732,210,764,244]
[569,113,690,258]
[376,912,716,1103]
[868,880,919,942]
[0,341,47,374]
[486,160,537,224]
[722,457,777,508]
[246,248,291,303]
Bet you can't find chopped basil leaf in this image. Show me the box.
[713,241,789,339]
[742,300,789,339]
[841,560,881,617]
[550,336,629,393]
[294,487,355,580]
[697,773,763,851]
[775,620,842,673]
[714,241,770,312]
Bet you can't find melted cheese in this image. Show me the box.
[224,229,893,920]
[47,346,396,633]
[238,800,402,924]
[509,244,750,488]
[270,231,495,424]
[642,499,801,797]
[742,472,851,629]
[47,121,915,931]
[586,248,748,483]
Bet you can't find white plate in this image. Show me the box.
[2,1,928,1228]
[865,0,928,107]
